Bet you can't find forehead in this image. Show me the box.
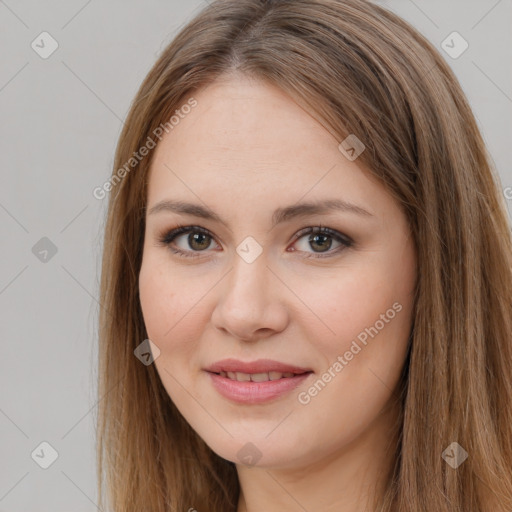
[159,75,336,165]
[145,74,395,225]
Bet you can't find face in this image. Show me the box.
[139,73,416,470]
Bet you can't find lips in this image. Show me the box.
[204,358,313,404]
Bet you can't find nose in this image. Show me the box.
[210,250,289,342]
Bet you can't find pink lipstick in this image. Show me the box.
[204,358,313,404]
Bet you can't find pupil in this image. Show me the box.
[189,233,210,250]
[310,234,331,252]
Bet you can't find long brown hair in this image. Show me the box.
[96,0,512,510]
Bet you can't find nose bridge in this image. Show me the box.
[225,246,271,310]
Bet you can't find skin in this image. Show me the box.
[138,73,417,511]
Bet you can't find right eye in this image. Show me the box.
[158,225,221,258]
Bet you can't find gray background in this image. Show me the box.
[0,0,510,510]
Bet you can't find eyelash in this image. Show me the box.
[157,224,353,260]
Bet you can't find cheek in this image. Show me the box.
[138,255,207,372]
[292,259,413,362]
[292,256,414,444]
[139,256,187,348]
[139,257,169,339]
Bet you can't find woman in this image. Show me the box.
[96,0,512,510]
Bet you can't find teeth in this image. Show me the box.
[250,372,269,382]
[219,371,299,382]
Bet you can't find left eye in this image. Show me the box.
[158,225,353,259]
[291,228,350,256]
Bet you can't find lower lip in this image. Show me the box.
[206,371,313,404]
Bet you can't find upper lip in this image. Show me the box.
[205,358,312,375]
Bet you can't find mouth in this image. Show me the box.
[213,370,305,382]
[204,359,314,404]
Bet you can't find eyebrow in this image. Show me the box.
[147,198,374,229]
